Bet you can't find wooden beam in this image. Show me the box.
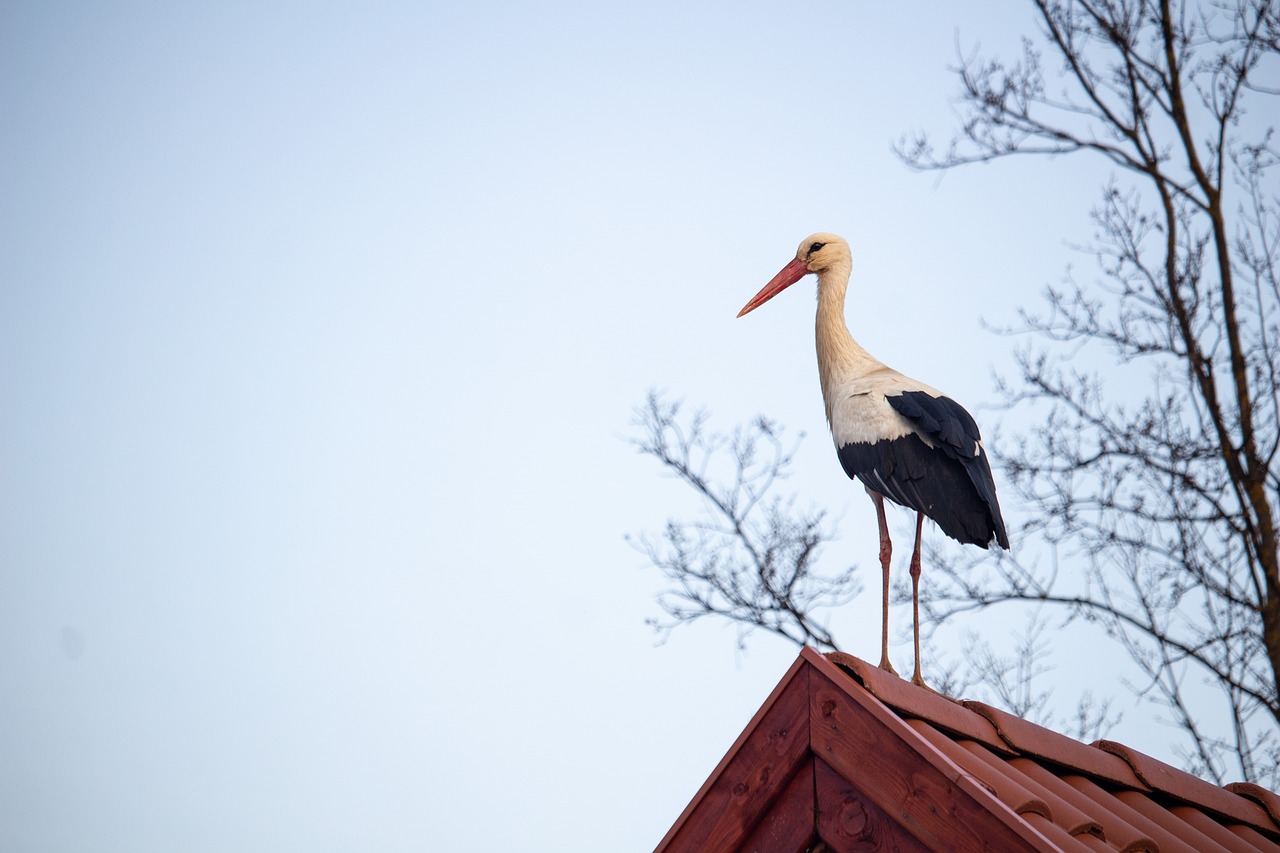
[814,756,930,852]
[738,756,819,853]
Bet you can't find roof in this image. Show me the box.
[655,647,1280,853]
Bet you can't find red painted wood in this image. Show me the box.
[655,660,811,852]
[806,660,1051,853]
[815,757,930,852]
[737,756,818,853]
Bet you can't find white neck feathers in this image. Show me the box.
[814,264,883,425]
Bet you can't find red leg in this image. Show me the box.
[870,491,896,676]
[909,511,929,688]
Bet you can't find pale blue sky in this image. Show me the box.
[1,2,1160,850]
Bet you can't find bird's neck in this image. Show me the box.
[814,266,881,425]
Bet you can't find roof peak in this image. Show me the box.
[657,648,1280,852]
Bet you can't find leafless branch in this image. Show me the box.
[628,391,860,650]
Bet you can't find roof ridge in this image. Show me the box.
[1095,740,1277,833]
[825,651,1015,756]
[960,700,1147,791]
[825,650,1280,839]
[1227,783,1280,827]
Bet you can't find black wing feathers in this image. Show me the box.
[887,391,982,456]
[838,390,1009,549]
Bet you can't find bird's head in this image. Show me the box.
[737,233,850,318]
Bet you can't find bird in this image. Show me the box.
[737,233,1009,688]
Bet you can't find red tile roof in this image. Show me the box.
[655,647,1280,852]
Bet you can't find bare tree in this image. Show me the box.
[894,0,1280,785]
[628,391,858,650]
[631,0,1280,787]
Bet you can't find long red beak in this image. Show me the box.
[737,256,810,317]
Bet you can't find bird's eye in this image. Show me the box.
[808,242,826,254]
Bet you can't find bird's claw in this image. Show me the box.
[910,672,946,697]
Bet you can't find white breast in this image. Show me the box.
[825,366,945,448]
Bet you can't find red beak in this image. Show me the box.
[737,256,810,317]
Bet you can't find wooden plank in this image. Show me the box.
[738,756,819,853]
[815,756,930,853]
[806,659,1056,853]
[655,658,812,852]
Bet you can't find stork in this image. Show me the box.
[738,233,1009,688]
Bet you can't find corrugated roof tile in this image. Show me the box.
[837,651,1280,850]
[1115,788,1233,853]
[1098,740,1276,830]
[1230,783,1280,827]
[1020,810,1108,852]
[828,651,1013,754]
[903,721,1050,819]
[1227,822,1280,851]
[997,756,1108,839]
[1167,804,1267,853]
[1063,776,1207,853]
[1013,761,1162,853]
[962,700,1148,791]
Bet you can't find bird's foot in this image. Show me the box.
[910,671,945,697]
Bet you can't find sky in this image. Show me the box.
[0,2,1180,850]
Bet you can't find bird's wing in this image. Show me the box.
[828,379,948,514]
[885,390,983,462]
[884,390,1009,549]
[829,381,1009,549]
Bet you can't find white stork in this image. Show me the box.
[738,233,1009,687]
